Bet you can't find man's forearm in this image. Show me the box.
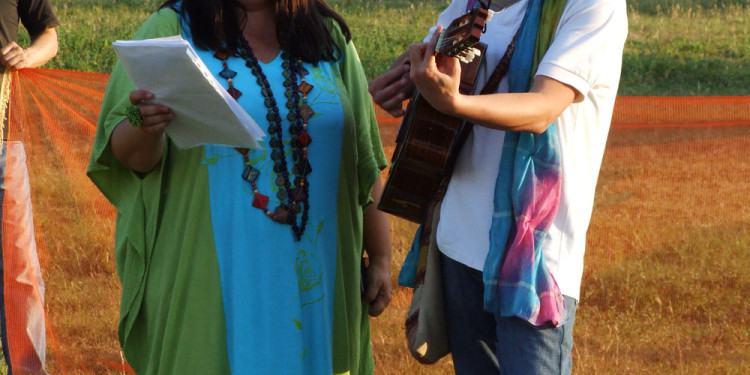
[25,28,59,68]
[438,76,578,134]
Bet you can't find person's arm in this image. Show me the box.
[362,177,393,317]
[110,90,174,173]
[0,27,58,70]
[368,52,414,117]
[408,27,577,134]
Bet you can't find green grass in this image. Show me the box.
[328,0,450,80]
[18,0,750,95]
[621,3,750,95]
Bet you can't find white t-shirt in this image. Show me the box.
[431,0,628,301]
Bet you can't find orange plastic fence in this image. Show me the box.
[374,96,750,130]
[1,68,748,374]
[5,68,122,374]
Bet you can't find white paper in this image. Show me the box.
[112,36,265,149]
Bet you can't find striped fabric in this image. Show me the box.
[482,0,569,326]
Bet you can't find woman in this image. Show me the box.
[87,0,392,373]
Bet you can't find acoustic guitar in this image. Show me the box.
[378,7,489,224]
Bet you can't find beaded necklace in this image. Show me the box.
[214,39,314,241]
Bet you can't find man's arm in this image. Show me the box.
[1,27,58,70]
[408,27,577,134]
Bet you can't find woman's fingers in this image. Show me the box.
[128,89,154,105]
[128,90,174,130]
[138,103,171,118]
[138,104,173,131]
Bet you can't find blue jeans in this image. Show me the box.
[441,253,577,375]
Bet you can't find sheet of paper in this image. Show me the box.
[112,36,265,149]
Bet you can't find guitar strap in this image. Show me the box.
[479,30,520,95]
[442,24,518,176]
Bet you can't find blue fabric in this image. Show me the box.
[442,253,577,375]
[188,39,345,373]
[482,0,567,326]
[441,254,499,374]
[495,296,576,375]
[397,226,422,287]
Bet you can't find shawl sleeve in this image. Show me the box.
[327,19,388,375]
[87,8,181,206]
[327,21,388,207]
[85,8,182,345]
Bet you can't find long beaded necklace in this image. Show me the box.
[214,39,314,241]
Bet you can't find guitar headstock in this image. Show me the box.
[435,7,489,63]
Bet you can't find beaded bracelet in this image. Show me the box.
[126,105,144,127]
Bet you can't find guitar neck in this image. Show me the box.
[436,7,489,59]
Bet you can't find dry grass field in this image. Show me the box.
[12,69,748,375]
[369,117,750,374]
[6,75,750,375]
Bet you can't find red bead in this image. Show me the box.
[227,87,243,100]
[252,193,269,210]
[298,131,312,146]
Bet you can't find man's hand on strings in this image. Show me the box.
[408,26,464,117]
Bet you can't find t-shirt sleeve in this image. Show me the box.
[87,8,182,207]
[18,0,60,37]
[536,0,628,100]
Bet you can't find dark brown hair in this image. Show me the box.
[160,0,351,63]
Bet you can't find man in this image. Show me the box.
[0,0,59,374]
[370,0,627,374]
[1,0,59,72]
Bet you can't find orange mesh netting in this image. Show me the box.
[4,68,125,374]
[1,68,748,374]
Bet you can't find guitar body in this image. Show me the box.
[379,43,487,223]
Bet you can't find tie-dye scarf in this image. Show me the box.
[482,0,569,326]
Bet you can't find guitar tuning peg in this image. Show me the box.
[459,56,469,64]
[472,47,482,57]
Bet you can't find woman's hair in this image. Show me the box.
[160,0,351,63]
